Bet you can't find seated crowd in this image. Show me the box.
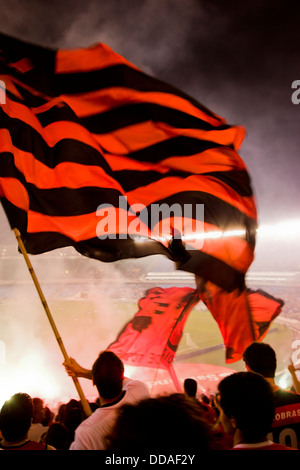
[0,342,300,451]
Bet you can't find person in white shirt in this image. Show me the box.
[64,351,150,450]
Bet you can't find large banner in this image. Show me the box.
[0,32,256,293]
[109,284,283,366]
[108,287,199,369]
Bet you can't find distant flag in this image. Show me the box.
[199,280,284,362]
[0,32,257,293]
[108,284,283,367]
[108,286,199,369]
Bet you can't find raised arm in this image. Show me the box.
[288,360,300,394]
[63,357,93,380]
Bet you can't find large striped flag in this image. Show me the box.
[0,32,257,293]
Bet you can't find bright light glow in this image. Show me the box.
[183,228,246,241]
[131,236,150,243]
[134,219,300,244]
[223,229,246,238]
[136,228,247,244]
[278,373,291,390]
[0,351,65,409]
[183,231,222,241]
[257,219,300,239]
[124,364,139,379]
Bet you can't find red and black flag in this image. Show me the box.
[108,284,283,366]
[108,286,199,369]
[0,33,257,292]
[200,281,284,362]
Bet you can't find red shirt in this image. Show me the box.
[0,440,49,450]
[232,440,296,450]
[270,401,300,449]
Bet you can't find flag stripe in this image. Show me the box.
[37,102,242,149]
[0,112,255,218]
[1,147,253,204]
[0,137,121,191]
[0,109,112,169]
[0,168,255,230]
[1,99,239,171]
[1,197,169,260]
[35,90,223,129]
[0,101,104,154]
[1,101,250,209]
[55,63,220,120]
[5,70,228,137]
[0,176,29,210]
[127,180,256,220]
[106,146,245,173]
[1,102,238,172]
[0,186,252,273]
[1,199,249,291]
[56,43,140,74]
[186,253,247,291]
[116,169,253,197]
[92,123,242,157]
[101,135,233,164]
[1,115,253,203]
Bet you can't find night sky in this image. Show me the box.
[0,0,299,241]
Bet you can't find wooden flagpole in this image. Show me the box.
[163,290,200,394]
[13,228,92,417]
[167,364,182,393]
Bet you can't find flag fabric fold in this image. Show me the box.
[200,281,284,362]
[108,286,199,369]
[0,32,257,292]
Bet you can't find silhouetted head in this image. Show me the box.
[243,342,277,378]
[218,371,275,443]
[0,393,34,442]
[184,378,197,398]
[92,351,124,399]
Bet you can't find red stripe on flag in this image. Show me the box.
[0,177,29,211]
[56,43,141,74]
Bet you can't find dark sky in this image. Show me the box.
[0,0,299,232]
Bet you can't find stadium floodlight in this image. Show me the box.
[257,219,300,239]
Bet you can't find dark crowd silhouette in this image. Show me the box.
[1,343,300,451]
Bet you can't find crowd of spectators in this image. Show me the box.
[0,342,300,451]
